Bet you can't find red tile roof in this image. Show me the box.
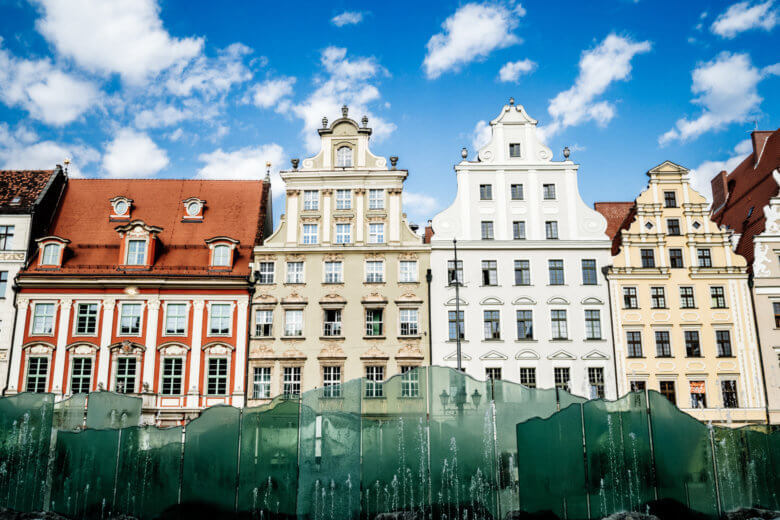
[22,178,269,278]
[711,129,780,266]
[0,169,57,211]
[594,201,635,255]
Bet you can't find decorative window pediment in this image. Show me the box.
[547,296,570,305]
[115,221,162,268]
[582,350,610,360]
[205,236,239,268]
[109,196,133,220]
[445,297,468,307]
[547,350,576,360]
[444,351,472,361]
[512,296,537,305]
[182,197,206,221]
[35,236,70,268]
[581,297,604,305]
[480,296,504,306]
[479,350,508,361]
[515,349,539,360]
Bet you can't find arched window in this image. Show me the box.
[42,243,60,265]
[213,245,231,267]
[336,146,353,167]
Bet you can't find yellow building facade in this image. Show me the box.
[604,161,766,425]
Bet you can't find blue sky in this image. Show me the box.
[0,0,777,225]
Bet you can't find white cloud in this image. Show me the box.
[102,128,169,177]
[290,47,395,152]
[248,76,296,109]
[403,191,440,222]
[659,52,768,145]
[162,43,252,98]
[423,2,525,79]
[471,120,492,150]
[0,39,99,125]
[32,0,203,84]
[134,103,191,129]
[763,62,780,75]
[689,139,752,201]
[542,34,651,138]
[331,11,364,27]
[196,144,286,197]
[498,59,536,82]
[0,123,98,177]
[711,0,778,38]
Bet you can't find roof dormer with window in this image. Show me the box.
[182,197,206,222]
[115,221,162,269]
[35,236,70,268]
[109,196,133,221]
[205,237,239,269]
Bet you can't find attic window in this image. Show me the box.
[42,244,61,265]
[182,198,205,221]
[10,197,21,206]
[109,196,133,219]
[336,146,353,167]
[509,143,521,158]
[205,236,239,269]
[35,236,70,268]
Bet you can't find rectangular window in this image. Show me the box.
[400,308,419,336]
[680,287,696,308]
[660,381,676,404]
[366,309,383,336]
[323,366,342,398]
[368,223,385,244]
[479,184,493,200]
[209,304,231,335]
[664,191,677,208]
[483,310,501,339]
[716,330,732,357]
[365,261,385,282]
[119,303,142,335]
[551,310,568,340]
[667,219,681,236]
[543,184,556,200]
[710,286,726,308]
[514,260,530,285]
[486,367,502,381]
[0,226,14,250]
[303,190,319,211]
[75,303,98,335]
[302,224,318,244]
[721,380,738,408]
[669,249,684,268]
[512,221,526,240]
[161,358,183,395]
[481,221,494,240]
[585,310,601,340]
[697,248,712,267]
[253,367,271,399]
[510,183,524,200]
[690,380,706,408]
[545,221,559,239]
[516,310,533,340]
[284,310,303,337]
[258,262,275,284]
[623,287,638,309]
[0,271,7,297]
[447,259,464,285]
[70,357,92,394]
[126,239,146,265]
[336,189,351,210]
[324,261,343,283]
[400,366,419,397]
[115,357,137,393]
[283,367,301,397]
[255,309,273,337]
[640,249,655,268]
[365,366,384,398]
[368,189,384,210]
[581,259,597,285]
[26,357,48,393]
[554,367,570,390]
[548,259,564,285]
[335,223,351,244]
[399,260,418,282]
[588,368,605,399]
[651,287,666,309]
[509,143,522,158]
[481,260,497,285]
[630,381,646,392]
[627,331,643,357]
[685,331,701,357]
[519,367,536,388]
[286,261,304,283]
[775,302,780,328]
[655,331,671,357]
[324,309,342,337]
[165,303,187,335]
[448,310,464,340]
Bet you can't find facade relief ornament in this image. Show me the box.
[396,344,424,359]
[253,293,278,304]
[365,252,385,259]
[763,201,780,235]
[281,347,307,360]
[318,345,347,360]
[360,346,389,360]
[354,188,366,195]
[754,242,771,278]
[250,344,276,358]
[324,253,343,261]
[285,254,305,262]
[398,252,418,260]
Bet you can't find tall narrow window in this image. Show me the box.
[366,309,383,336]
[209,304,231,335]
[284,310,303,337]
[721,380,738,408]
[323,309,342,336]
[212,245,231,266]
[115,357,137,393]
[255,309,273,337]
[365,261,384,282]
[516,310,533,340]
[663,191,677,208]
[669,249,684,268]
[26,357,48,393]
[667,219,681,236]
[548,259,564,285]
[75,303,98,335]
[690,381,706,408]
[623,287,638,309]
[551,310,567,340]
[510,184,524,200]
[627,331,643,357]
[400,366,419,397]
[479,184,493,200]
[697,249,712,267]
[486,367,502,381]
[399,309,419,336]
[368,189,384,210]
[481,221,494,240]
[126,240,146,265]
[483,310,501,339]
[651,287,666,309]
[514,260,530,285]
[119,303,142,335]
[335,223,351,244]
[258,262,275,284]
[545,221,559,239]
[655,331,671,357]
[680,287,696,308]
[447,260,463,285]
[399,260,418,282]
[585,310,601,339]
[588,368,605,398]
[283,367,301,397]
[710,287,726,308]
[365,366,384,397]
[42,243,61,265]
[368,223,385,244]
[640,249,655,268]
[323,366,342,397]
[70,357,92,394]
[165,303,187,335]
[543,184,556,200]
[324,261,343,283]
[206,358,228,396]
[336,146,353,167]
[0,226,14,250]
[775,302,780,328]
[336,189,351,210]
[448,310,464,340]
[481,260,497,286]
[519,368,536,388]
[161,358,183,395]
[286,261,304,283]
[630,381,646,392]
[302,224,318,245]
[581,259,597,285]
[253,367,271,399]
[554,367,570,390]
[685,331,701,357]
[513,221,526,240]
[0,271,6,297]
[660,381,676,404]
[303,190,319,211]
[716,330,732,357]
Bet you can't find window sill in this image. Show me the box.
[446,339,468,343]
[651,307,669,310]
[117,334,142,338]
[320,336,345,341]
[363,396,387,400]
[515,338,536,342]
[72,333,98,337]
[547,284,567,287]
[483,338,504,342]
[284,282,306,286]
[716,355,736,359]
[319,395,344,400]
[162,333,187,337]
[281,336,304,340]
[207,334,232,338]
[550,338,571,342]
[513,284,532,287]
[399,281,420,285]
[585,338,606,342]
[627,356,646,359]
[363,336,385,340]
[681,307,698,310]
[322,282,344,285]
[479,284,499,288]
[398,335,422,340]
[256,282,277,286]
[364,281,386,285]
[251,336,274,340]
[655,355,673,358]
[712,307,729,310]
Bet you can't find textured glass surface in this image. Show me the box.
[53,394,86,431]
[85,392,142,429]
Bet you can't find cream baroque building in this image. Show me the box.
[430,100,617,399]
[603,161,765,424]
[247,107,429,403]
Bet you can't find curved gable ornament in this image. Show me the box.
[22,341,56,354]
[445,297,468,307]
[580,297,604,305]
[444,351,472,361]
[547,350,576,360]
[479,350,508,361]
[202,342,234,355]
[512,296,537,305]
[515,349,539,360]
[480,296,504,306]
[157,342,190,356]
[547,296,570,305]
[66,342,99,355]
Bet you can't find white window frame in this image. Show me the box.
[117,302,143,337]
[336,146,353,168]
[284,309,304,337]
[114,355,138,393]
[208,302,233,336]
[550,309,568,340]
[69,355,94,394]
[368,189,385,210]
[336,189,352,210]
[257,261,275,284]
[335,223,352,244]
[399,308,419,336]
[126,239,147,265]
[303,190,319,211]
[368,223,385,244]
[254,308,273,337]
[41,243,61,265]
[205,356,230,396]
[302,224,319,245]
[25,355,51,393]
[324,261,343,283]
[212,244,231,267]
[365,260,385,283]
[286,261,305,284]
[253,366,272,399]
[73,301,99,336]
[31,302,57,336]
[160,356,185,396]
[163,302,188,336]
[283,366,302,396]
[399,260,418,283]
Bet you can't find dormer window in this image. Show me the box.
[336,146,353,167]
[42,244,60,265]
[35,236,70,268]
[205,237,239,269]
[182,197,205,221]
[109,196,133,220]
[213,245,230,266]
[126,240,147,265]
[115,221,162,268]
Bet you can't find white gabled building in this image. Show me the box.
[429,100,617,398]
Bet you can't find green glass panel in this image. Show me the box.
[584,392,655,517]
[558,387,588,410]
[237,397,300,518]
[713,427,750,512]
[180,405,240,513]
[50,428,120,518]
[743,427,780,511]
[0,393,54,512]
[648,391,718,517]
[85,391,142,429]
[114,425,182,519]
[53,394,86,431]
[515,403,588,518]
[297,378,361,520]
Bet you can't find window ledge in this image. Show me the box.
[207,334,232,338]
[281,336,304,340]
[398,335,422,340]
[256,282,277,286]
[483,339,504,342]
[399,281,420,285]
[547,284,568,287]
[716,355,736,359]
[322,282,345,285]
[363,396,387,400]
[446,339,468,343]
[626,356,646,359]
[585,338,606,342]
[363,336,386,340]
[284,282,306,286]
[550,338,571,342]
[515,339,537,342]
[479,284,500,288]
[655,355,674,358]
[320,336,345,341]
[251,336,275,340]
[364,281,387,285]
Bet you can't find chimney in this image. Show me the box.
[424,220,434,244]
[711,170,729,212]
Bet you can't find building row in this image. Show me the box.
[0,101,777,426]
